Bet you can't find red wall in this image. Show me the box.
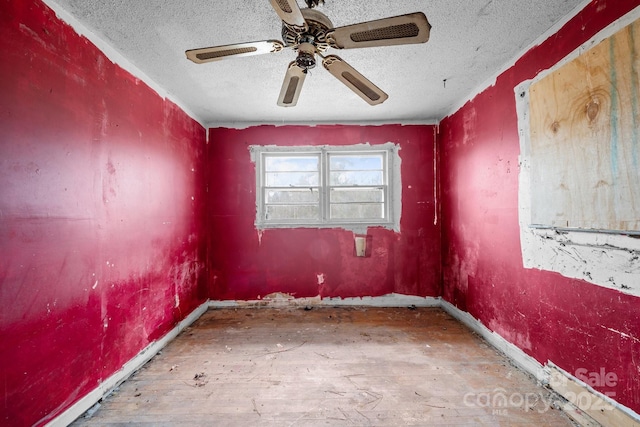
[440,0,640,413]
[0,1,208,425]
[4,0,637,423]
[207,125,440,301]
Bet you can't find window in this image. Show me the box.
[253,144,399,229]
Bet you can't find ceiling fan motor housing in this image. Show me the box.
[282,8,333,53]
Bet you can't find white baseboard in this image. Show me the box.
[321,294,441,307]
[439,300,547,382]
[46,300,209,427]
[546,363,640,427]
[209,293,441,309]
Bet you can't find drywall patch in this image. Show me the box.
[316,273,326,296]
[515,6,640,297]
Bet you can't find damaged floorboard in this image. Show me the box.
[73,307,575,426]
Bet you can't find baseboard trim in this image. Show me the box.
[46,300,209,427]
[546,363,640,427]
[208,293,441,309]
[439,300,547,382]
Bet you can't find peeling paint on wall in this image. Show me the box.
[0,1,208,424]
[208,125,441,301]
[441,0,640,415]
[515,6,640,297]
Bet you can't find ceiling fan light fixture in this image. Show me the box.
[296,52,316,70]
[295,42,317,70]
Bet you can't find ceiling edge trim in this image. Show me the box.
[41,0,207,129]
[205,119,440,130]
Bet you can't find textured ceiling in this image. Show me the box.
[44,0,587,127]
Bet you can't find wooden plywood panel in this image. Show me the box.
[529,19,640,232]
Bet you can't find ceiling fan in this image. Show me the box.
[185,0,431,107]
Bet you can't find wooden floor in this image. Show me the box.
[73,307,575,426]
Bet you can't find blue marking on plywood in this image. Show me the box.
[609,38,620,180]
[630,25,639,170]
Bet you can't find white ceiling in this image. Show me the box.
[44,0,586,127]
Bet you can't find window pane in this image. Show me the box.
[330,155,383,171]
[266,204,319,221]
[265,156,318,172]
[330,203,385,220]
[266,188,319,204]
[330,171,383,186]
[266,171,319,187]
[330,188,384,203]
[254,146,395,227]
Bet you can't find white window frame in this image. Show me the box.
[252,144,400,230]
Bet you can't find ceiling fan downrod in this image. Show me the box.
[305,0,325,9]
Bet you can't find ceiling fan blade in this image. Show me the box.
[270,0,307,32]
[322,55,388,106]
[327,12,431,49]
[277,62,307,107]
[186,40,284,64]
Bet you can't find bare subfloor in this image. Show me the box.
[73,307,575,426]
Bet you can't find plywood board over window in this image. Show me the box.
[528,18,640,233]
